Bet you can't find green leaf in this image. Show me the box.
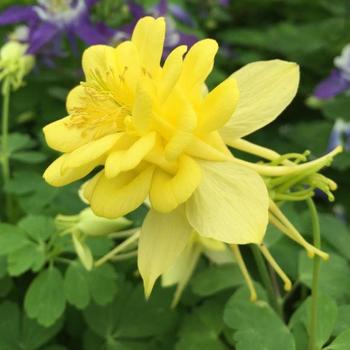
[87,264,118,305]
[317,214,350,260]
[24,267,66,327]
[325,329,350,350]
[289,293,338,348]
[7,242,46,276]
[19,215,56,242]
[84,284,177,340]
[298,252,350,301]
[11,151,47,163]
[224,286,295,350]
[0,301,61,350]
[0,223,28,255]
[191,264,243,297]
[321,96,350,121]
[0,276,13,297]
[334,305,350,336]
[7,132,35,153]
[64,262,90,309]
[176,298,226,350]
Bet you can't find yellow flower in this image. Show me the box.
[43,16,300,296]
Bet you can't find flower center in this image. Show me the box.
[35,0,85,25]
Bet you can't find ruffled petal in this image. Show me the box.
[105,132,156,178]
[43,116,93,153]
[150,155,201,212]
[90,167,154,218]
[198,77,239,133]
[131,16,166,77]
[61,133,121,172]
[220,60,299,141]
[186,161,269,244]
[179,39,218,91]
[43,154,100,187]
[160,45,187,102]
[138,207,192,297]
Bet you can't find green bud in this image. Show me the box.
[77,208,132,236]
[0,41,34,92]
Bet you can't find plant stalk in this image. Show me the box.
[307,198,321,350]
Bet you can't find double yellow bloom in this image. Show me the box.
[43,16,299,295]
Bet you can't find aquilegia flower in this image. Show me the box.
[313,44,350,99]
[43,16,301,296]
[0,0,111,55]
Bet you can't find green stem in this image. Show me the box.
[251,245,283,318]
[1,80,12,218]
[307,198,321,350]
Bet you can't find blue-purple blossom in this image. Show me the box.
[0,0,112,56]
[314,44,350,99]
[111,0,197,56]
[327,119,350,152]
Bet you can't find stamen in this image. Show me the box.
[231,244,257,301]
[259,244,292,291]
[269,201,329,260]
[230,146,342,177]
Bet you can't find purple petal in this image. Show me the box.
[153,0,168,16]
[128,0,146,18]
[27,22,59,54]
[313,69,350,99]
[73,17,111,45]
[85,0,99,8]
[169,4,194,26]
[0,6,37,25]
[218,0,230,6]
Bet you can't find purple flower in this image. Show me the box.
[314,44,350,99]
[0,0,112,56]
[111,0,197,56]
[327,119,350,152]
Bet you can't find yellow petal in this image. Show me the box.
[179,39,218,90]
[160,45,187,102]
[220,60,300,141]
[198,77,239,133]
[82,45,115,81]
[150,155,201,213]
[62,133,121,173]
[138,207,192,297]
[132,82,154,132]
[186,161,269,244]
[80,171,103,203]
[162,89,197,160]
[131,17,166,77]
[43,116,93,153]
[90,166,154,218]
[43,154,100,187]
[105,132,157,178]
[162,238,200,307]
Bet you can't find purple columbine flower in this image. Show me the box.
[0,0,112,56]
[111,0,197,56]
[314,44,350,99]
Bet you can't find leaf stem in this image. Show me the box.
[1,80,12,218]
[251,245,283,318]
[307,198,321,350]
